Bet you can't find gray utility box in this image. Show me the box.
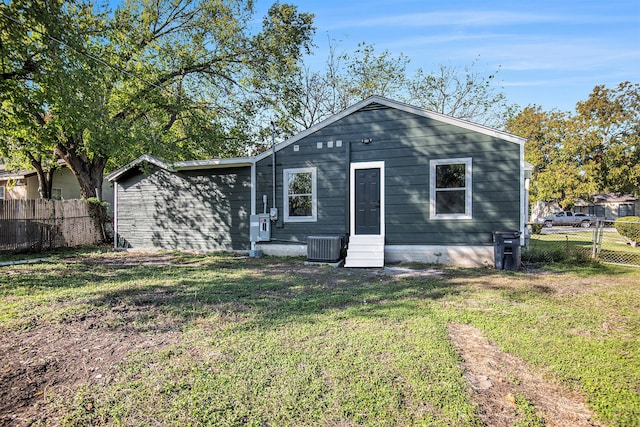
[493,230,521,271]
[250,214,271,242]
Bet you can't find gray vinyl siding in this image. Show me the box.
[256,103,521,246]
[116,166,251,250]
[256,149,349,243]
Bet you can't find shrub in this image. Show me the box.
[614,216,640,245]
[529,223,544,235]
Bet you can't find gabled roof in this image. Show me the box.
[0,159,69,181]
[255,95,526,162]
[574,193,639,206]
[0,168,34,181]
[106,154,252,182]
[108,96,527,181]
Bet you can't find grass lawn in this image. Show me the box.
[527,228,640,266]
[1,250,639,426]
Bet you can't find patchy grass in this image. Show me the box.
[1,250,638,426]
[527,229,640,265]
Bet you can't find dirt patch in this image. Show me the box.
[448,323,602,427]
[0,253,612,426]
[0,270,180,426]
[0,306,180,426]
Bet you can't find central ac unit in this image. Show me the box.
[307,235,343,262]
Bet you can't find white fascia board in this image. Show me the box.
[370,96,526,145]
[254,97,380,162]
[0,172,28,180]
[255,96,525,162]
[173,157,254,170]
[107,154,255,182]
[106,154,172,182]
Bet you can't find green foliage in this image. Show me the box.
[84,197,108,208]
[0,0,315,197]
[529,223,544,235]
[513,394,545,427]
[507,82,640,208]
[614,216,640,243]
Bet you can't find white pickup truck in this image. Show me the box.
[542,211,597,228]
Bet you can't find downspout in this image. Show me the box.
[345,140,351,237]
[113,182,118,249]
[250,161,257,254]
[271,121,276,214]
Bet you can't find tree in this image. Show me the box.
[406,59,515,128]
[0,0,315,199]
[505,106,576,206]
[506,82,640,209]
[0,1,74,199]
[274,40,409,133]
[569,82,640,195]
[282,43,512,133]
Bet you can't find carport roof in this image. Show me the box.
[106,154,253,182]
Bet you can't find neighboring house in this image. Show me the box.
[0,164,114,213]
[107,96,527,267]
[574,194,639,220]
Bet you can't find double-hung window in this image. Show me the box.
[430,158,472,219]
[283,167,317,222]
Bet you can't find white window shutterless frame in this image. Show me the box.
[283,167,317,222]
[430,158,472,219]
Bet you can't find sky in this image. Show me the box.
[254,0,640,113]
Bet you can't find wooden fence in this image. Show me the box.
[0,199,105,254]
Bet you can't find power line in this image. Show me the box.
[0,10,198,105]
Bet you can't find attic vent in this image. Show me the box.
[358,103,391,112]
[307,236,343,262]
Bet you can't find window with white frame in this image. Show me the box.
[430,158,472,219]
[283,167,317,222]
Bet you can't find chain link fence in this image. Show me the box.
[523,220,640,267]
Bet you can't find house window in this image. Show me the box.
[51,188,63,200]
[0,185,4,200]
[283,167,317,222]
[619,204,635,217]
[430,158,472,219]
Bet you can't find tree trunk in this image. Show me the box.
[55,140,107,200]
[27,154,54,200]
[55,139,109,243]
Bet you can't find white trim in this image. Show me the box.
[250,162,256,216]
[106,154,172,182]
[113,183,118,249]
[350,161,385,237]
[255,96,525,162]
[520,142,526,245]
[106,154,252,182]
[283,167,317,222]
[173,157,253,170]
[429,158,472,220]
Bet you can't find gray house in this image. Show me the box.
[107,96,527,267]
